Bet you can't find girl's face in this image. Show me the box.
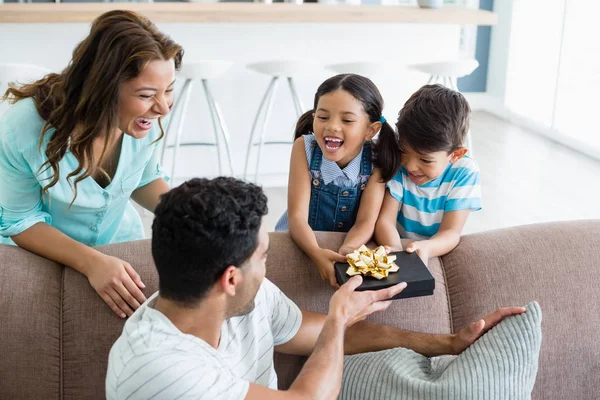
[117,58,176,139]
[313,90,380,169]
[400,143,467,185]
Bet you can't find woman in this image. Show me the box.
[0,10,183,318]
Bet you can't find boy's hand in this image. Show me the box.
[312,248,346,289]
[405,241,430,265]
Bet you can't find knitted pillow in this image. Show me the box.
[340,302,542,400]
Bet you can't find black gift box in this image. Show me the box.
[334,251,435,300]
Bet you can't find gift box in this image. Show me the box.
[334,251,435,300]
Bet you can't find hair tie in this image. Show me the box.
[379,116,387,124]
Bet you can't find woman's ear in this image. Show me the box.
[450,147,468,162]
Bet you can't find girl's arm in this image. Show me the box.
[405,209,471,263]
[339,168,386,255]
[287,137,345,287]
[374,190,402,251]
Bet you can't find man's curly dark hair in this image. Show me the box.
[151,177,268,305]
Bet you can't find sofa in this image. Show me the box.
[1,220,599,399]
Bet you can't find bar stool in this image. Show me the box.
[326,61,394,77]
[410,59,479,155]
[243,60,318,183]
[0,63,51,91]
[161,60,235,184]
[0,63,51,116]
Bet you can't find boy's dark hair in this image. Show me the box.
[151,177,268,305]
[294,73,400,181]
[396,84,471,154]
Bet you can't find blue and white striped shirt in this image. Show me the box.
[387,156,482,240]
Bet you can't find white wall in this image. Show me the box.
[1,22,462,186]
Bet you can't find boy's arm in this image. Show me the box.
[405,209,471,263]
[287,138,345,286]
[374,190,403,251]
[339,168,386,255]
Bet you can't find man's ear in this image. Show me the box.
[218,266,240,297]
[366,121,382,142]
[450,147,468,162]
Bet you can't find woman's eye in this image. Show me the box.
[317,116,328,120]
[139,95,153,99]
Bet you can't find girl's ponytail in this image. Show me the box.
[373,121,400,182]
[294,110,314,140]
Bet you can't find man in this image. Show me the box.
[106,177,524,400]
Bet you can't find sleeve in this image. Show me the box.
[0,123,52,238]
[138,124,170,188]
[110,356,249,400]
[385,174,404,204]
[445,160,482,212]
[262,279,303,346]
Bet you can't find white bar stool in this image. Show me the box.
[243,60,318,183]
[0,63,51,91]
[0,63,51,116]
[326,61,393,77]
[161,60,235,184]
[410,59,479,155]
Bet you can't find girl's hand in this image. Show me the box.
[405,241,430,265]
[312,249,347,289]
[338,244,359,257]
[86,254,147,318]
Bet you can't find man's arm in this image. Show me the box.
[277,306,526,358]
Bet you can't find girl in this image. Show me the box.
[275,74,399,287]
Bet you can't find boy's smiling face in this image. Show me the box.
[401,144,468,185]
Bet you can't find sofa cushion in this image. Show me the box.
[442,220,600,400]
[339,301,542,400]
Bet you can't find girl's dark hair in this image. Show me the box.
[396,84,471,154]
[2,10,184,203]
[294,74,400,182]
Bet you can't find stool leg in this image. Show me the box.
[254,77,279,183]
[427,75,435,85]
[203,79,236,177]
[161,80,188,168]
[171,79,194,186]
[287,77,305,118]
[244,76,279,181]
[202,79,223,176]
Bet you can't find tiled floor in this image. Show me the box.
[141,111,600,237]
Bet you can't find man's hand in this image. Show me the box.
[451,306,527,354]
[329,276,407,328]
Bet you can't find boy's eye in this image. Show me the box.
[343,120,354,123]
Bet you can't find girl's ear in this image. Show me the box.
[366,121,382,141]
[450,147,468,162]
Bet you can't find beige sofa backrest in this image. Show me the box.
[1,220,599,400]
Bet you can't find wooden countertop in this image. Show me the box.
[0,3,497,24]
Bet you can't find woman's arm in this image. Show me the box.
[12,223,147,318]
[287,138,345,287]
[339,168,386,255]
[131,177,170,213]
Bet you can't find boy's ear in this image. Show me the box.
[450,147,468,162]
[366,121,382,141]
[218,266,241,297]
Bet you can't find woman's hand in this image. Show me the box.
[86,254,148,318]
[312,248,347,289]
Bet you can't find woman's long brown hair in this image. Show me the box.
[2,10,183,202]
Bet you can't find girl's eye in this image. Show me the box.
[343,120,354,123]
[317,116,328,120]
[166,89,174,93]
[421,159,433,164]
